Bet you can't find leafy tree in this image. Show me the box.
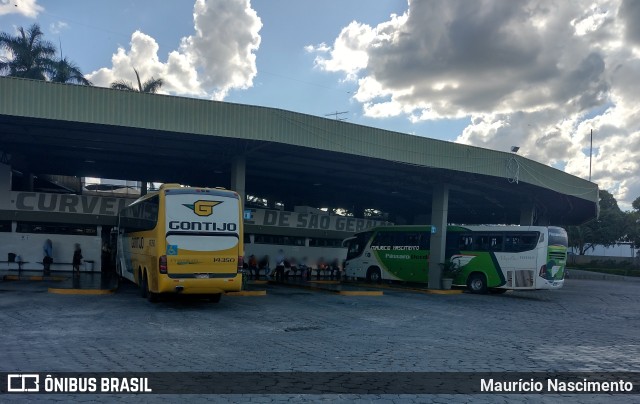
[623,196,640,251]
[1,23,91,86]
[0,24,56,80]
[568,190,625,254]
[110,68,163,93]
[49,57,92,85]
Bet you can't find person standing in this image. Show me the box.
[274,249,285,282]
[248,254,259,279]
[72,243,83,275]
[258,255,270,279]
[43,239,53,276]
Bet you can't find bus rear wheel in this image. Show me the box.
[467,273,488,294]
[147,282,158,303]
[140,271,148,298]
[366,267,382,284]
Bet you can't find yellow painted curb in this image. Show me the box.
[354,282,464,295]
[426,289,464,295]
[249,280,268,285]
[338,290,384,296]
[226,290,267,296]
[48,288,115,295]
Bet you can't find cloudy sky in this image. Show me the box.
[2,0,639,209]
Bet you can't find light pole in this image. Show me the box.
[589,129,593,182]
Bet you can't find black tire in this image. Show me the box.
[467,272,488,294]
[140,271,148,298]
[490,288,508,294]
[147,281,158,303]
[209,293,222,303]
[366,267,382,284]
[116,261,123,279]
[115,262,123,289]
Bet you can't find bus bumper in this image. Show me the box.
[158,274,242,294]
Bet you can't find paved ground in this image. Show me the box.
[0,275,639,403]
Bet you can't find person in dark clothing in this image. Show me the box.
[248,254,259,279]
[43,239,53,276]
[258,255,270,279]
[274,249,285,282]
[72,243,83,275]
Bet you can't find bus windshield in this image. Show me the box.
[345,231,371,260]
[548,227,568,247]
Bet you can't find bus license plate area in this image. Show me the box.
[194,273,209,279]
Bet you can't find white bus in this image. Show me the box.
[116,184,244,302]
[343,225,568,293]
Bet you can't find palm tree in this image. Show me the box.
[49,56,92,85]
[110,67,163,93]
[0,24,56,80]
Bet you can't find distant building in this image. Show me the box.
[570,242,636,258]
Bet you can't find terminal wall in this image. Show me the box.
[0,231,101,272]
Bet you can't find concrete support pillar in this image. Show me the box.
[231,156,246,207]
[520,202,535,226]
[141,181,148,196]
[428,184,449,290]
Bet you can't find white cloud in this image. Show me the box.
[310,0,640,209]
[0,0,42,17]
[86,0,261,100]
[49,21,68,35]
[310,21,377,81]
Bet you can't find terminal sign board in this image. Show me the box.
[9,191,129,216]
[244,209,389,233]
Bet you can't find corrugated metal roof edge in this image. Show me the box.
[0,77,598,203]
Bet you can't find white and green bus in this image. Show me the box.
[343,225,568,293]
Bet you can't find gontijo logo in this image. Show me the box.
[183,200,221,217]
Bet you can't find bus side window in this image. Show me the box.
[371,232,389,247]
[505,235,518,252]
[419,233,430,250]
[489,236,503,251]
[474,235,488,251]
[459,235,473,250]
[445,233,460,258]
[406,233,420,248]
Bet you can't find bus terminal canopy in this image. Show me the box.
[0,77,598,226]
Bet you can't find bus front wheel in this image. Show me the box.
[115,262,123,289]
[467,273,488,294]
[366,267,382,284]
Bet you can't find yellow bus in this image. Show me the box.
[116,184,244,303]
